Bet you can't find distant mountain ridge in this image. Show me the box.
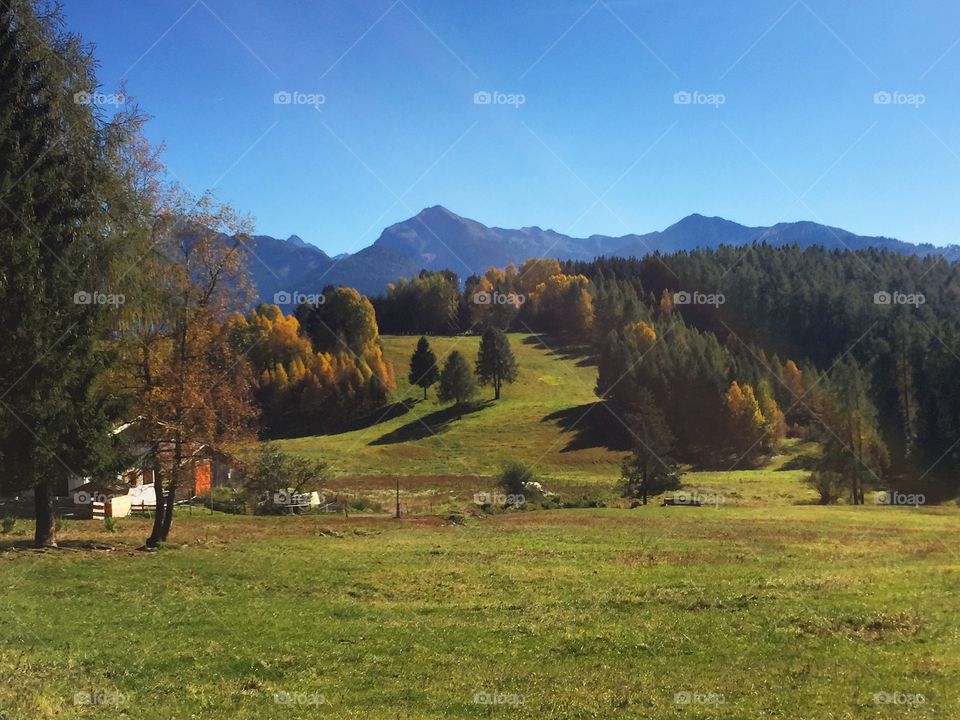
[248,207,957,301]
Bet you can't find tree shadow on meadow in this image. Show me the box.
[368,400,494,445]
[522,334,597,367]
[264,399,417,439]
[541,402,631,453]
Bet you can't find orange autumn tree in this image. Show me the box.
[112,188,259,548]
[527,272,594,339]
[726,379,786,460]
[726,381,765,460]
[100,110,259,547]
[229,291,395,435]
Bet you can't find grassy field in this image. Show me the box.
[1,506,957,719]
[3,334,956,719]
[279,334,622,486]
[278,334,822,510]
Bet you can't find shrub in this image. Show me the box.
[562,494,606,509]
[806,471,844,504]
[104,516,119,533]
[242,443,328,515]
[499,462,536,498]
[1,516,15,534]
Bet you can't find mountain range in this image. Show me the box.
[248,206,958,302]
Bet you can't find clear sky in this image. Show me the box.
[62,0,960,253]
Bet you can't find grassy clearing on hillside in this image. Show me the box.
[278,334,824,510]
[1,506,957,719]
[278,334,622,487]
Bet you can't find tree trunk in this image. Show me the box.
[160,471,177,541]
[641,461,648,505]
[494,380,500,401]
[33,479,57,548]
[160,438,182,541]
[160,480,176,541]
[146,458,165,547]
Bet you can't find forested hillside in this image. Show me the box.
[364,246,960,500]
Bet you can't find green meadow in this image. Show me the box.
[279,334,620,485]
[1,506,956,719]
[1,334,957,719]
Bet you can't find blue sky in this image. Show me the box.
[64,0,960,253]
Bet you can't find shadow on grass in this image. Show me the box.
[777,453,819,471]
[541,402,631,452]
[264,399,418,439]
[522,333,597,367]
[0,538,118,552]
[368,400,494,445]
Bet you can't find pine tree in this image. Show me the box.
[620,389,681,504]
[818,357,888,504]
[437,351,476,413]
[0,2,114,546]
[408,336,439,400]
[475,327,518,400]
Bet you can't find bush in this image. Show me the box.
[562,494,606,509]
[1,516,15,534]
[198,487,248,514]
[499,462,536,498]
[199,487,239,503]
[806,471,844,504]
[242,443,328,515]
[104,516,119,533]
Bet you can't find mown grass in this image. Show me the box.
[1,505,957,719]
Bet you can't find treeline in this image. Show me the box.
[372,260,593,338]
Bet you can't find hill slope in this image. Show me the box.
[277,334,816,504]
[278,333,617,483]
